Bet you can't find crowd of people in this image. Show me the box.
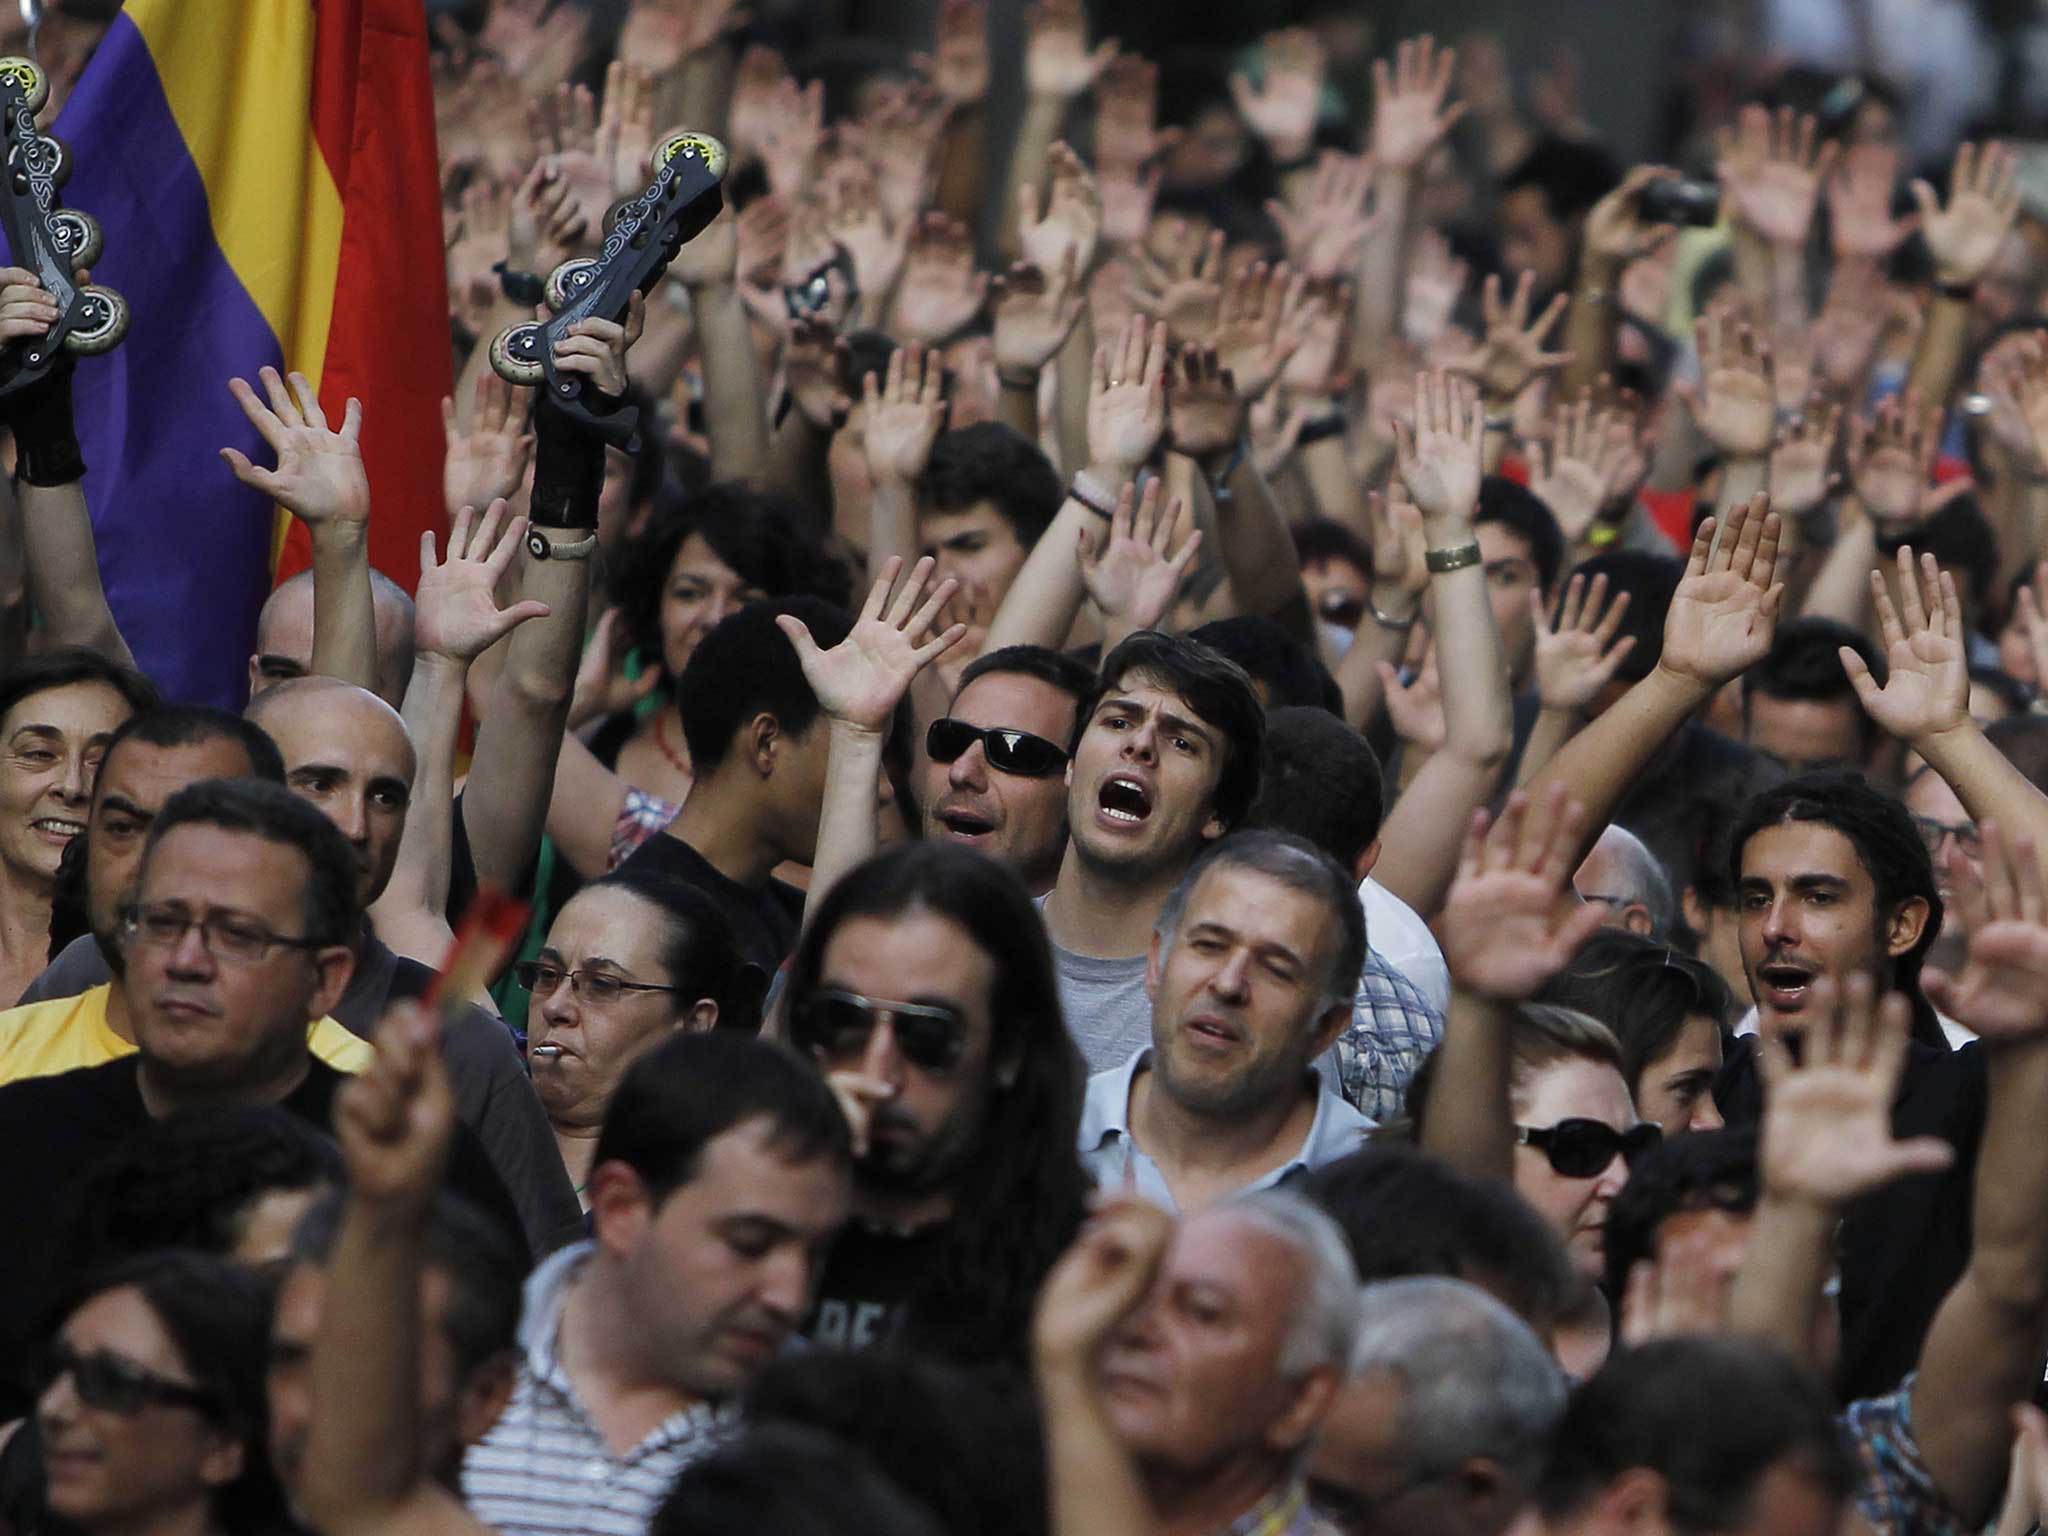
[11,0,2048,1533]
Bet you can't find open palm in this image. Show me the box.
[222,367,369,528]
[415,503,551,663]
[1843,549,1968,743]
[778,557,964,735]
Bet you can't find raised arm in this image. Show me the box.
[1335,487,1426,728]
[778,557,965,926]
[1560,167,1677,398]
[1354,36,1465,357]
[1907,142,2020,413]
[1425,786,1607,1182]
[1514,573,1635,787]
[1686,309,1777,530]
[860,344,948,590]
[1446,272,1571,473]
[669,200,770,483]
[1525,493,1785,868]
[222,367,373,690]
[1000,0,1115,260]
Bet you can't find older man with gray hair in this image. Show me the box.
[1096,1189,1363,1536]
[1573,823,1676,941]
[1079,831,1374,1212]
[1308,1277,1566,1536]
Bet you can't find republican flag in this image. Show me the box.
[51,0,449,705]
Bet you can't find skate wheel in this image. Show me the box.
[488,322,546,386]
[0,58,48,114]
[542,258,599,314]
[8,133,66,192]
[650,130,728,182]
[49,209,99,270]
[61,285,127,355]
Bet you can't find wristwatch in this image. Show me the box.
[525,528,599,562]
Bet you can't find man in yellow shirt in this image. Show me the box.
[0,981,370,1084]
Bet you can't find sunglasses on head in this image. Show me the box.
[791,989,969,1074]
[35,1342,222,1419]
[1516,1118,1662,1179]
[925,718,1070,779]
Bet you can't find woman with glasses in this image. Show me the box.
[522,865,747,1207]
[28,1250,290,1536]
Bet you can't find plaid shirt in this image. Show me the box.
[1334,954,1446,1123]
[1225,1480,1340,1536]
[1844,1378,1974,1536]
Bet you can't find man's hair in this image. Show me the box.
[1158,830,1367,1012]
[143,777,361,946]
[785,842,1088,1362]
[1302,1146,1578,1337]
[1191,615,1342,713]
[1601,1129,1760,1301]
[1245,706,1385,868]
[584,865,755,1030]
[1543,930,1735,1103]
[1500,135,1624,224]
[98,705,285,791]
[1582,824,1678,939]
[953,644,1097,751]
[1293,517,1373,576]
[611,482,850,672]
[1895,500,1997,614]
[918,423,1063,548]
[651,1423,943,1536]
[1745,617,1886,754]
[292,1186,527,1381]
[1476,477,1565,593]
[1986,715,2048,795]
[1971,665,2030,721]
[1731,770,1945,1043]
[593,1031,852,1206]
[1088,630,1266,833]
[0,645,158,726]
[1568,552,1685,681]
[1538,1338,1854,1527]
[1348,1277,1567,1492]
[677,599,855,771]
[1221,1189,1363,1376]
[57,1106,343,1276]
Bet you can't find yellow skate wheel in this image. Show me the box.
[0,58,48,114]
[650,130,728,182]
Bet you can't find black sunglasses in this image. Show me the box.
[1516,1118,1663,1179]
[35,1342,222,1418]
[926,717,1070,778]
[791,989,969,1074]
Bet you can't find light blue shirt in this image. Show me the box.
[1079,1048,1374,1211]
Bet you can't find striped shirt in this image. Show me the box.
[464,1242,734,1535]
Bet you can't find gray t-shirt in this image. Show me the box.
[1046,935,1154,1072]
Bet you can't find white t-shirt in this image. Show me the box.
[1360,879,1448,1013]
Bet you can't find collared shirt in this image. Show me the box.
[1334,955,1446,1123]
[1844,1377,1974,1536]
[1226,1478,1341,1536]
[465,1242,734,1536]
[1079,1048,1374,1211]
[0,981,371,1084]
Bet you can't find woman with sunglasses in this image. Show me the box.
[522,866,748,1207]
[28,1250,291,1536]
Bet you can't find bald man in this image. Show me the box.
[1572,824,1675,941]
[250,567,418,710]
[22,677,581,1257]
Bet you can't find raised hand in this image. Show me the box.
[915,0,991,110]
[785,315,855,432]
[569,608,661,731]
[1525,392,1620,542]
[1129,230,1225,346]
[1265,153,1378,284]
[669,199,741,292]
[777,555,966,737]
[1716,103,1837,251]
[862,342,947,487]
[596,60,656,202]
[1912,140,2021,288]
[1620,1223,1735,1346]
[1098,160,1163,249]
[1087,317,1169,478]
[1393,370,1484,528]
[1995,335,2048,473]
[863,83,949,232]
[1019,141,1104,279]
[1366,486,1428,618]
[1532,572,1635,713]
[1230,28,1325,164]
[1079,478,1202,633]
[730,45,792,164]
[529,83,613,240]
[822,161,909,306]
[992,254,1086,374]
[1828,142,1917,264]
[1371,34,1466,173]
[551,302,638,398]
[756,75,826,199]
[509,157,589,276]
[1034,1195,1176,1374]
[442,371,535,521]
[1209,262,1303,404]
[1842,546,1970,745]
[1756,972,1955,1205]
[1404,228,1469,346]
[1658,493,1785,689]
[1447,271,1571,405]
[1846,393,1940,530]
[893,213,989,344]
[1280,282,1353,397]
[1767,397,1843,520]
[1439,786,1609,1001]
[222,367,368,529]
[415,502,552,665]
[1164,345,1245,461]
[1687,307,1777,459]
[1024,0,1116,102]
[1924,823,2048,1039]
[1378,652,1447,753]
[1581,165,1682,270]
[335,1003,456,1211]
[1094,56,1180,174]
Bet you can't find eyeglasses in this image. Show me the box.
[1516,1118,1662,1179]
[926,718,1070,778]
[1912,814,1982,860]
[791,989,969,1073]
[121,903,320,964]
[513,961,681,1006]
[35,1342,222,1419]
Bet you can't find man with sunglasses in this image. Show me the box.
[1081,832,1372,1211]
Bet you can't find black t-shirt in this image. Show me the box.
[806,1218,955,1351]
[0,1056,524,1422]
[615,830,804,977]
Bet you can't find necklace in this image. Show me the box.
[653,705,691,776]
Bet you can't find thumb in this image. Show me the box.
[774,613,821,665]
[1883,1136,1957,1179]
[1920,969,1955,1014]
